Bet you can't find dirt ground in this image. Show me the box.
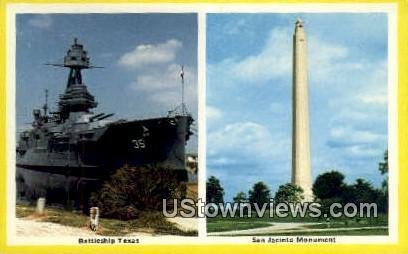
[166,217,198,232]
[16,217,100,237]
[15,216,197,237]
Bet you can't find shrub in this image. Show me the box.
[90,165,186,220]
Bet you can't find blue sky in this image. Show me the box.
[206,13,388,201]
[16,13,198,152]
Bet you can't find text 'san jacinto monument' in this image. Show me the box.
[292,19,313,201]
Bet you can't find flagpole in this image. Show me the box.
[180,65,185,114]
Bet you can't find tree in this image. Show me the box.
[340,178,380,210]
[379,149,388,175]
[312,171,347,218]
[352,178,379,204]
[233,191,248,204]
[274,183,304,203]
[377,149,389,213]
[379,149,388,192]
[248,181,271,207]
[206,176,224,204]
[312,171,346,200]
[339,184,355,204]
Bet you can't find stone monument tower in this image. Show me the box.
[292,19,313,201]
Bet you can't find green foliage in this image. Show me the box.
[376,190,388,213]
[90,165,186,220]
[312,170,346,200]
[248,181,271,207]
[340,179,378,204]
[377,149,388,213]
[320,197,342,217]
[274,183,304,203]
[313,153,389,215]
[233,191,248,204]
[352,178,379,204]
[206,176,224,204]
[339,184,355,204]
[379,149,389,192]
[379,149,388,175]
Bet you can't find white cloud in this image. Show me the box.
[269,102,288,115]
[210,157,238,166]
[28,15,52,29]
[330,126,384,144]
[335,109,369,121]
[208,121,289,160]
[119,39,196,117]
[356,61,388,106]
[208,26,360,86]
[308,37,353,83]
[347,145,382,157]
[207,105,223,123]
[225,19,247,35]
[360,94,387,105]
[319,59,387,162]
[118,39,182,68]
[231,27,292,82]
[130,64,197,111]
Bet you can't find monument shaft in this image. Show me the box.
[292,20,313,200]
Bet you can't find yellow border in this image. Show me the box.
[1,1,407,253]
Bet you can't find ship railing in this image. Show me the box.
[167,103,191,118]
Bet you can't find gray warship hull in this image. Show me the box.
[16,115,192,205]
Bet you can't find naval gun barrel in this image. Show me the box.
[89,113,105,122]
[96,113,114,121]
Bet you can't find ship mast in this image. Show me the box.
[167,65,190,117]
[180,65,187,115]
[47,38,101,121]
[65,38,89,87]
[43,89,48,116]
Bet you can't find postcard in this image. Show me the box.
[0,2,407,254]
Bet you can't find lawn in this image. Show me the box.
[16,204,197,236]
[207,211,388,235]
[239,228,389,236]
[207,221,272,232]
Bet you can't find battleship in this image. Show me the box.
[16,39,194,207]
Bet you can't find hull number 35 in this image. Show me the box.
[131,139,146,149]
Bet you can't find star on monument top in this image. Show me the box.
[296,18,304,27]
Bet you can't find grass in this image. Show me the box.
[303,214,388,229]
[207,211,388,235]
[207,212,321,225]
[16,204,197,236]
[207,221,272,232]
[246,228,389,236]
